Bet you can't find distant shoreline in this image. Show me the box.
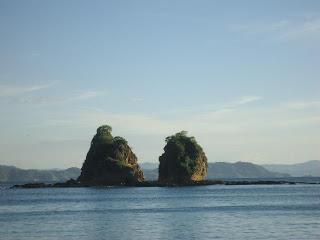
[3,160,320,183]
[11,178,320,189]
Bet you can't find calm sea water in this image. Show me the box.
[0,184,319,240]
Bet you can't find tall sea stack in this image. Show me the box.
[78,125,144,185]
[158,131,208,184]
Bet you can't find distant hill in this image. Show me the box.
[140,162,158,170]
[207,162,289,179]
[263,160,320,177]
[141,161,289,180]
[143,168,158,180]
[1,160,295,182]
[0,165,81,183]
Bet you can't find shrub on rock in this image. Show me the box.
[158,131,208,184]
[78,125,144,185]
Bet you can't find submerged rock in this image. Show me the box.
[158,131,208,184]
[78,125,144,185]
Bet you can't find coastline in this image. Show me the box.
[11,178,320,189]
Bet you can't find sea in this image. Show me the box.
[0,183,319,240]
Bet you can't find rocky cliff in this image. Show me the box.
[78,125,144,185]
[158,131,208,184]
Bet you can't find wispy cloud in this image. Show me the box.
[279,18,320,40]
[228,18,320,41]
[286,100,320,110]
[202,95,263,113]
[0,81,57,97]
[132,97,144,102]
[0,81,104,104]
[229,20,289,33]
[68,91,103,101]
[233,96,263,105]
[40,96,320,143]
[15,97,320,165]
[43,109,177,135]
[159,95,263,116]
[41,95,263,135]
[276,116,320,127]
[18,91,104,105]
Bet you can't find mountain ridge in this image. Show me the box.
[263,160,320,177]
[142,161,290,180]
[0,165,80,183]
[2,160,318,183]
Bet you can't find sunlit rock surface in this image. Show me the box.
[158,131,208,184]
[78,125,144,185]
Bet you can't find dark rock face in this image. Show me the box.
[78,125,144,185]
[158,131,208,184]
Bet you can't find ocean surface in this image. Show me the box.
[0,184,319,240]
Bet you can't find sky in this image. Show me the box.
[0,0,320,169]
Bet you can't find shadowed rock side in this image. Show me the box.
[158,131,208,184]
[78,125,144,185]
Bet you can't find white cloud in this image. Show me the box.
[228,18,320,41]
[31,96,320,166]
[279,18,320,40]
[41,95,263,136]
[285,101,320,110]
[203,95,263,113]
[8,90,104,105]
[0,81,103,105]
[45,109,178,135]
[4,97,320,166]
[234,96,263,105]
[132,97,144,102]
[67,91,104,101]
[229,20,289,33]
[35,96,320,139]
[276,116,320,127]
[160,95,263,116]
[0,81,57,97]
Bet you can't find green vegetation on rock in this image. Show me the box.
[78,125,144,185]
[158,131,208,184]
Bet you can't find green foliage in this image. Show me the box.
[114,160,128,169]
[113,136,128,145]
[159,131,207,182]
[165,131,188,143]
[91,125,113,146]
[97,125,112,134]
[78,124,144,185]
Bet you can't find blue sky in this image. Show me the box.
[0,0,320,168]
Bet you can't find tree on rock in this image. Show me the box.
[78,125,145,185]
[158,131,208,184]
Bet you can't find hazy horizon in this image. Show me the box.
[1,0,320,169]
[2,159,320,171]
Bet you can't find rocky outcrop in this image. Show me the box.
[78,125,144,185]
[158,131,208,184]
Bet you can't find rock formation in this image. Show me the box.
[78,125,144,185]
[158,131,208,184]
